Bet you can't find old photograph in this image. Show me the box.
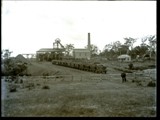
[1,0,156,117]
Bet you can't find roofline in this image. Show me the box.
[73,49,90,51]
[36,48,65,52]
[73,48,89,50]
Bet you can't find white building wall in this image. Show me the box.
[118,57,131,62]
[74,51,90,59]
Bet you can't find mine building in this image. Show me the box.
[73,49,90,60]
[36,38,65,61]
[36,33,91,61]
[73,33,91,60]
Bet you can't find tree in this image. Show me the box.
[141,37,148,46]
[130,45,149,58]
[119,44,129,55]
[103,41,122,58]
[90,44,98,56]
[2,49,28,76]
[104,41,121,52]
[85,44,99,57]
[65,44,74,56]
[104,43,113,51]
[124,37,137,51]
[147,35,156,58]
[111,41,122,53]
[100,49,109,58]
[2,49,13,59]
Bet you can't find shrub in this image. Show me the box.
[43,72,49,79]
[128,63,133,70]
[147,81,156,87]
[26,73,32,76]
[20,79,23,83]
[25,83,35,89]
[148,65,156,68]
[136,82,142,86]
[9,85,17,92]
[14,79,19,84]
[94,62,100,64]
[133,66,147,71]
[37,83,40,86]
[42,85,50,89]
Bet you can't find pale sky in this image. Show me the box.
[2,1,156,57]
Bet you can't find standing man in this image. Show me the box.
[121,72,127,83]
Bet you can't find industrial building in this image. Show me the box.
[36,38,65,61]
[36,33,91,61]
[72,33,91,60]
[73,49,90,60]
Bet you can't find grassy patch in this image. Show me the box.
[2,75,156,117]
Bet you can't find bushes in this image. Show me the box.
[132,79,156,87]
[132,65,155,71]
[132,66,148,71]
[148,65,156,68]
[133,66,144,71]
[128,63,156,71]
[128,63,133,70]
[9,85,17,92]
[43,72,49,79]
[147,81,156,87]
[24,83,35,90]
[132,79,143,86]
[114,67,133,73]
[93,62,100,64]
[42,85,50,89]
[2,59,28,76]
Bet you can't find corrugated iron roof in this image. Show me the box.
[36,48,65,53]
[73,49,90,52]
[118,54,131,58]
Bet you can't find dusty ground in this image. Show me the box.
[1,60,156,117]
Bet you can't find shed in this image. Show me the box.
[117,54,131,62]
[73,49,91,60]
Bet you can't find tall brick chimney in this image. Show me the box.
[88,33,91,51]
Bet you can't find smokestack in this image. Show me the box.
[88,33,91,50]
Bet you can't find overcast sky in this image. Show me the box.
[2,1,156,57]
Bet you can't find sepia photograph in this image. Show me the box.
[1,0,156,117]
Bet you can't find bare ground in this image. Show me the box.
[1,61,156,117]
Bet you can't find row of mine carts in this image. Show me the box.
[52,60,107,74]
